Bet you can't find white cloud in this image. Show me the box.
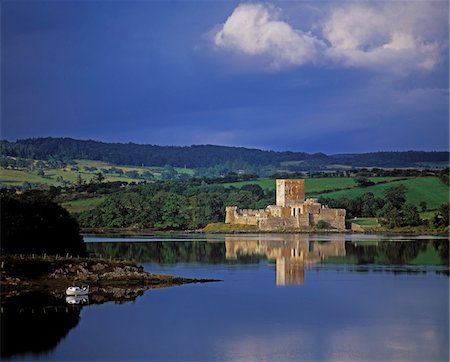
[322,2,444,72]
[212,2,447,73]
[213,3,323,69]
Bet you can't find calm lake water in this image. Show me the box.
[2,233,449,361]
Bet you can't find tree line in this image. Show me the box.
[77,181,274,230]
[1,137,448,171]
[77,180,448,230]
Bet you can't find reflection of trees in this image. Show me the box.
[344,244,379,264]
[88,241,296,265]
[433,240,449,266]
[1,292,81,358]
[88,241,228,264]
[87,239,449,268]
[345,240,447,265]
[376,241,425,264]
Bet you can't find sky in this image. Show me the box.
[1,0,449,154]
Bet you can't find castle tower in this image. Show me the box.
[276,179,305,207]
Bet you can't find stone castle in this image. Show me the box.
[225,179,346,230]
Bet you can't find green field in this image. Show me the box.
[0,168,142,186]
[74,159,114,169]
[175,167,195,176]
[61,197,106,213]
[0,159,195,187]
[222,179,277,190]
[222,177,404,194]
[315,177,448,209]
[0,169,59,186]
[221,176,448,211]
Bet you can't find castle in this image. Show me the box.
[225,179,346,230]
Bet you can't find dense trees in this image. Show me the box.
[1,138,448,171]
[1,193,85,255]
[384,185,407,209]
[354,176,375,187]
[77,181,273,230]
[320,185,426,229]
[432,203,449,227]
[319,193,385,219]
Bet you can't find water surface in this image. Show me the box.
[2,234,448,361]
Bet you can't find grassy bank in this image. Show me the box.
[203,223,259,233]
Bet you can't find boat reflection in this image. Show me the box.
[65,295,89,305]
[225,235,346,286]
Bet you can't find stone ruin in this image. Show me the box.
[225,179,346,230]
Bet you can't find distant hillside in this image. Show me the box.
[1,137,448,170]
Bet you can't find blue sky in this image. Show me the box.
[2,1,449,153]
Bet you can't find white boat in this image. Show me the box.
[66,285,89,296]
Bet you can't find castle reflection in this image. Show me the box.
[225,235,346,286]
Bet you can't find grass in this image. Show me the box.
[175,167,195,176]
[203,223,258,233]
[221,177,405,194]
[0,159,195,187]
[74,159,113,169]
[351,218,379,226]
[420,210,437,220]
[0,168,142,186]
[0,169,59,186]
[221,179,277,190]
[61,197,106,213]
[315,177,448,209]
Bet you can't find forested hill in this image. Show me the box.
[1,137,448,169]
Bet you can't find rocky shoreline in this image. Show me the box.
[0,255,220,296]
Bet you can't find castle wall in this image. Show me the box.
[297,213,310,227]
[225,206,265,226]
[312,208,346,229]
[259,216,297,230]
